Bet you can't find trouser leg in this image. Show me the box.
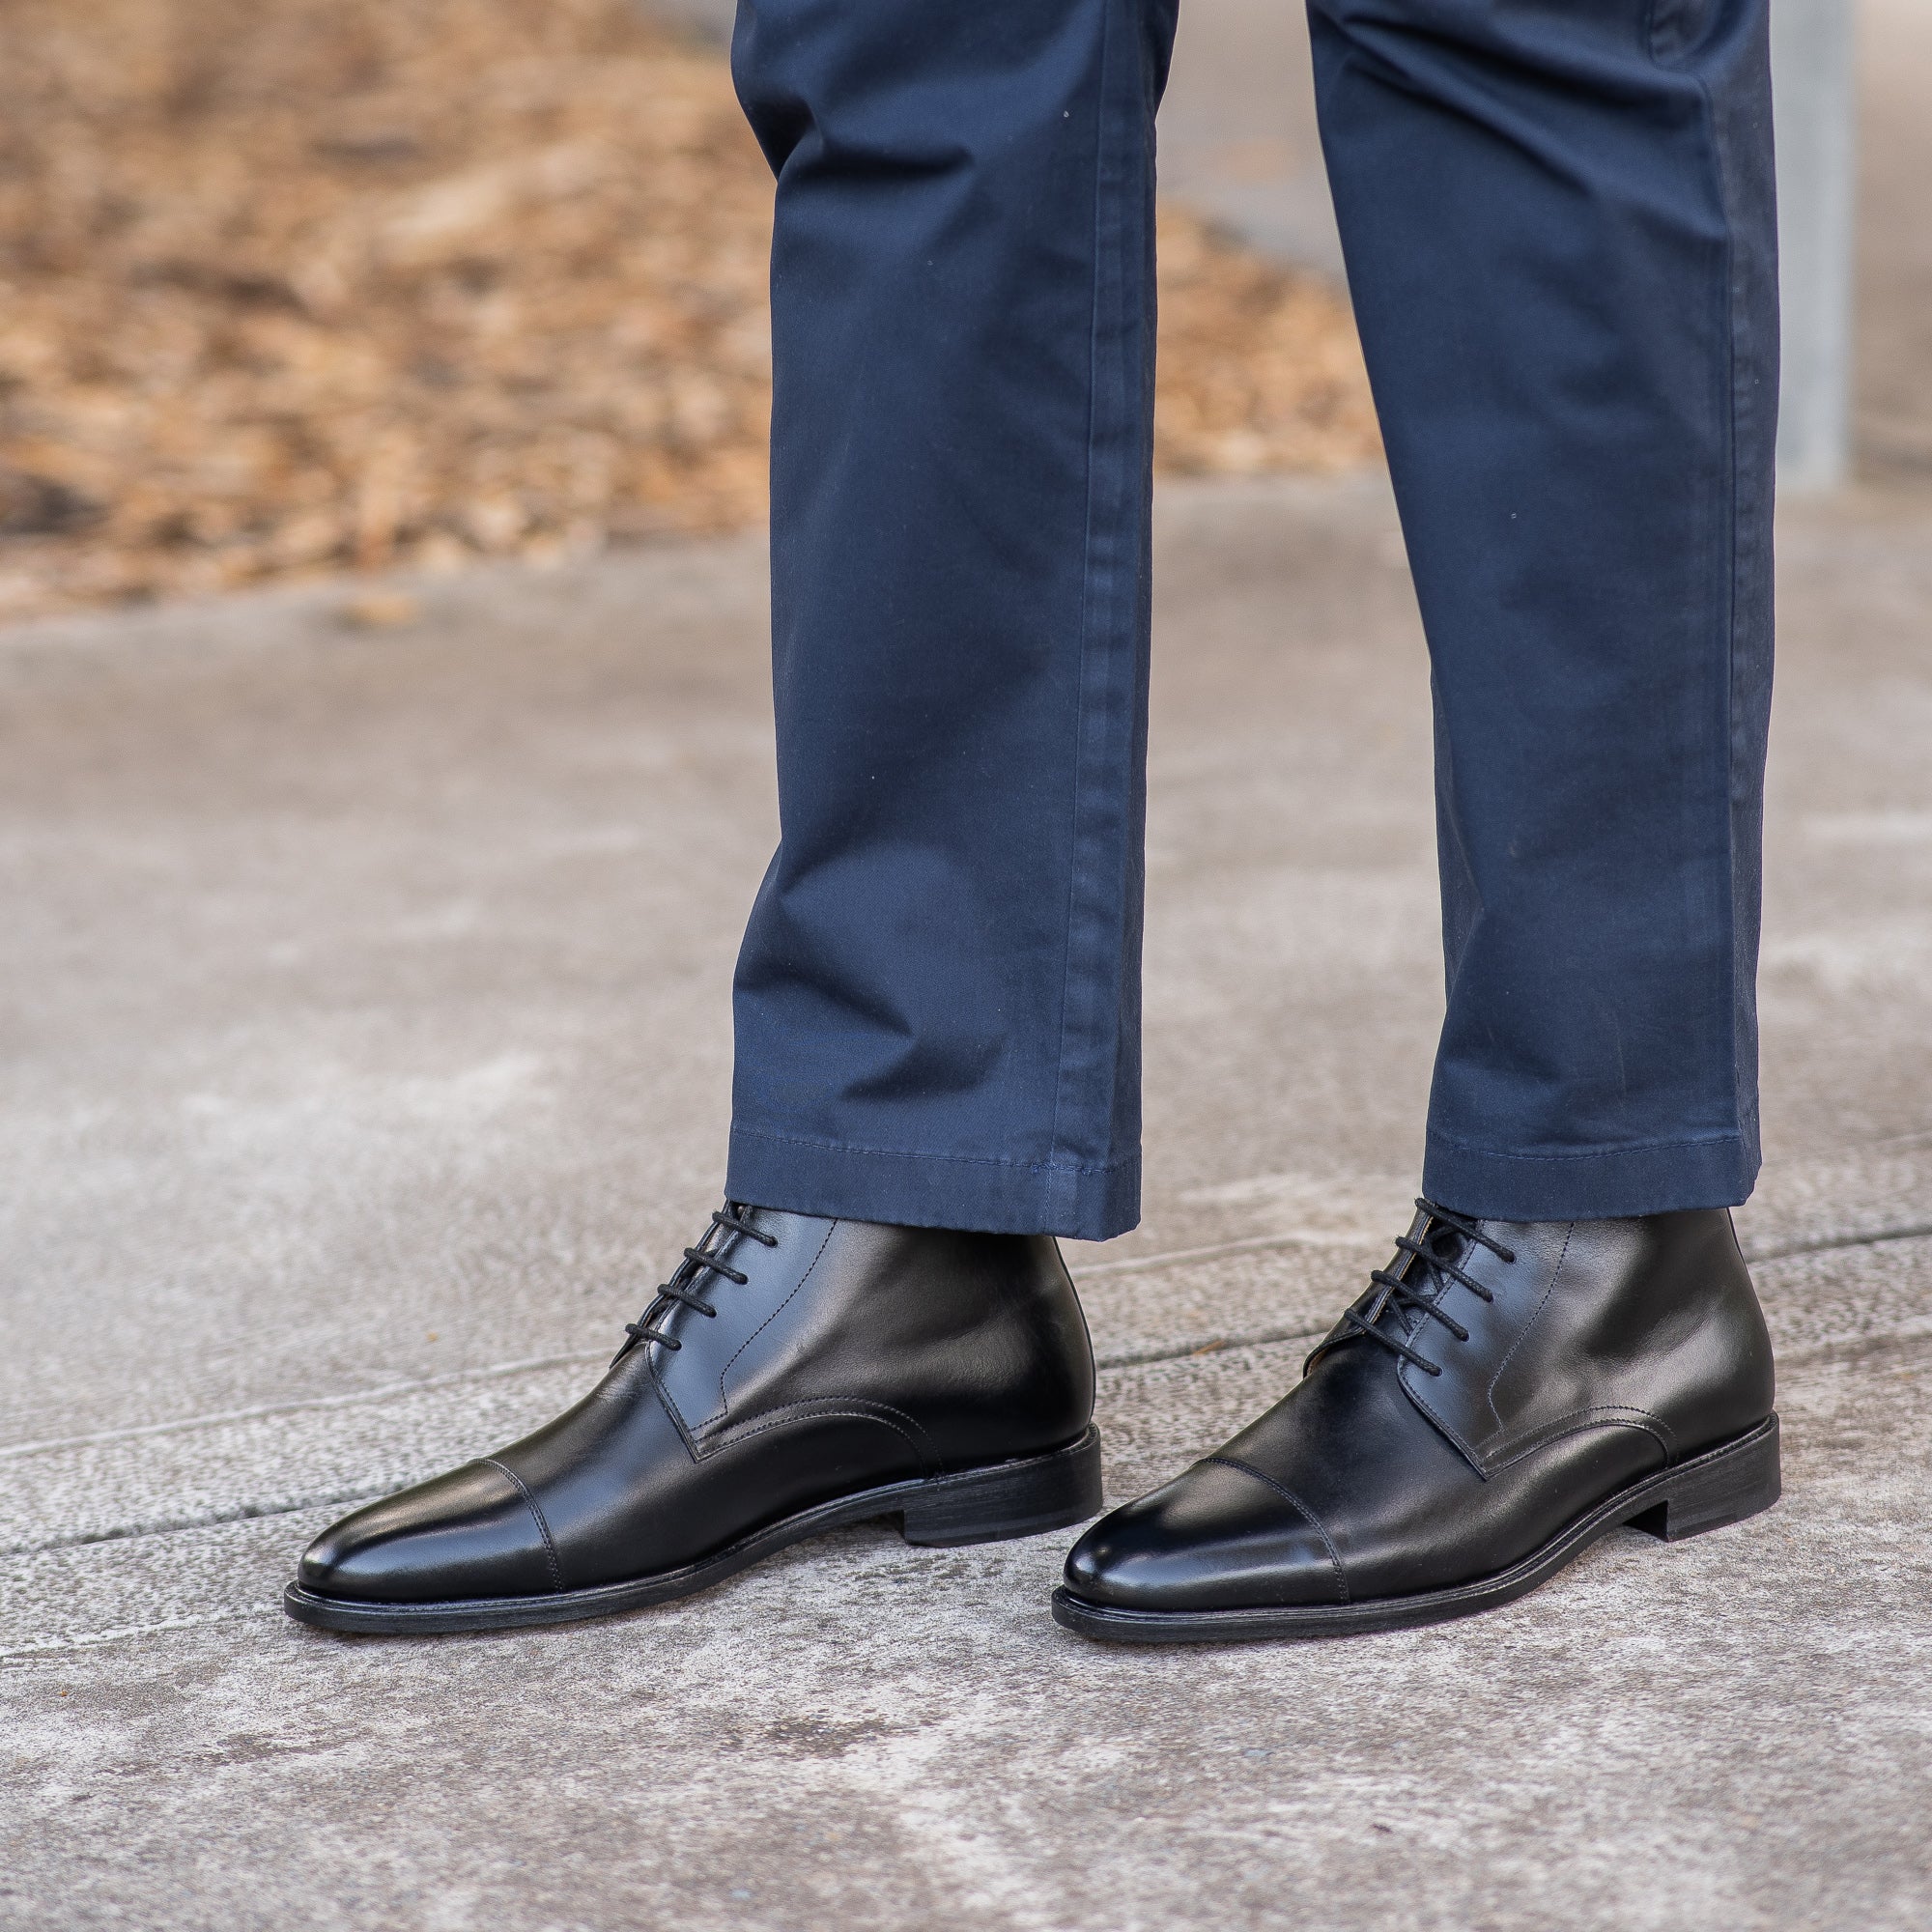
[1307,0,1778,1217]
[724,0,1178,1238]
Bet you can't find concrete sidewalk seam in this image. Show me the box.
[12,1316,1930,1562]
[7,1213,1923,1473]
[3,1485,416,1561]
[0,1606,278,1662]
[1747,1220,1932,1262]
[0,1349,615,1463]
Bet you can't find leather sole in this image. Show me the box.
[282,1425,1103,1635]
[1051,1412,1779,1645]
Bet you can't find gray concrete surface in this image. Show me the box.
[5,468,1932,1929]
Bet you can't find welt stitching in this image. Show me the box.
[1206,1456,1350,1604]
[696,1217,838,1433]
[481,1458,563,1593]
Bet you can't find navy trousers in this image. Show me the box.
[722,0,1778,1241]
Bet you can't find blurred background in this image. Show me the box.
[0,0,1380,622]
[0,0,1918,625]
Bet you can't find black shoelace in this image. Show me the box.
[1313,1199,1516,1378]
[619,1206,777,1357]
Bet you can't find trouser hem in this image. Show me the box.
[1422,1130,1756,1222]
[725,1126,1141,1241]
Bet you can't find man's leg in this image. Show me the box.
[285,0,1178,1634]
[726,0,1180,1241]
[1312,0,1777,1217]
[1059,0,1783,1643]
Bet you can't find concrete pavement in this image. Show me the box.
[13,1,1932,1920]
[4,469,1932,1928]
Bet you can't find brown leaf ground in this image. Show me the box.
[0,0,1379,621]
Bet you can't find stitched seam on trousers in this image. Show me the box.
[481,1458,563,1593]
[730,1124,1138,1179]
[1646,0,1754,1169]
[1423,1129,1745,1163]
[1045,0,1126,1211]
[1708,30,1754,1166]
[1205,1456,1350,1604]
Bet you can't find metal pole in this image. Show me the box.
[1772,0,1860,493]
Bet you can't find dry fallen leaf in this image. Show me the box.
[336,590,421,630]
[0,0,1379,623]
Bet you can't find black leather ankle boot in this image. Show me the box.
[285,1205,1099,1634]
[1054,1203,1777,1643]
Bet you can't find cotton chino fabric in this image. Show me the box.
[723,0,1777,1241]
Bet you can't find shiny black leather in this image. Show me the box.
[297,1208,1094,1609]
[1062,1207,1775,1618]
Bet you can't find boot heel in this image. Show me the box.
[1630,1413,1780,1543]
[899,1427,1103,1548]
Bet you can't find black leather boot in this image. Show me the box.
[1054,1202,1777,1643]
[285,1206,1100,1634]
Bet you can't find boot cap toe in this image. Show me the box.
[1063,1461,1347,1613]
[298,1461,557,1605]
